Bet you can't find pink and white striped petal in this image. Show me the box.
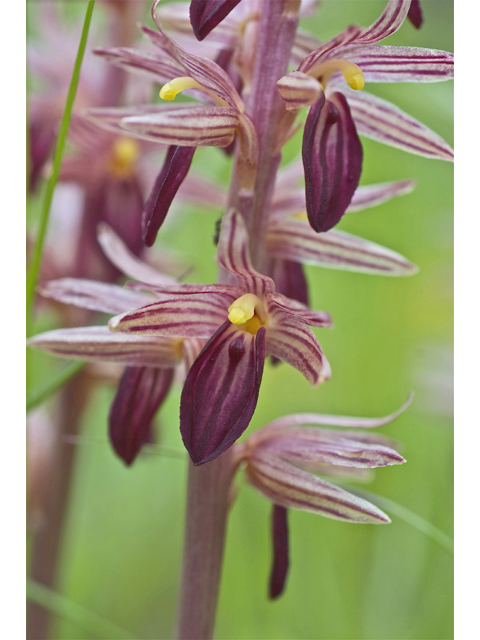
[38,278,157,314]
[97,224,178,286]
[86,104,182,137]
[336,45,454,84]
[27,326,182,368]
[345,89,454,161]
[347,180,415,212]
[246,451,390,523]
[277,71,323,111]
[267,294,333,328]
[109,293,231,338]
[265,307,331,385]
[121,105,240,147]
[218,210,275,295]
[180,322,266,464]
[94,47,186,84]
[267,217,418,276]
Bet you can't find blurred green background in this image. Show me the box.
[27,1,453,638]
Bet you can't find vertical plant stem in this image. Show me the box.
[26,0,95,333]
[174,449,234,640]
[27,372,90,640]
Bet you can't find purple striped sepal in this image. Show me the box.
[109,365,174,465]
[277,71,324,111]
[189,0,242,41]
[302,92,363,232]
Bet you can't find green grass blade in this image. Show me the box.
[26,361,86,412]
[351,487,454,555]
[26,0,95,333]
[26,579,136,640]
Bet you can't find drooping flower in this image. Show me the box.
[277,0,454,233]
[28,225,203,466]
[232,396,411,597]
[89,0,258,246]
[109,209,332,465]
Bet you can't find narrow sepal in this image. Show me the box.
[180,322,266,464]
[246,451,391,523]
[38,278,156,314]
[27,326,183,368]
[277,71,323,111]
[267,218,418,276]
[348,180,415,212]
[269,505,290,600]
[303,93,363,232]
[345,89,453,161]
[121,105,240,147]
[109,366,174,465]
[268,294,333,328]
[189,0,242,41]
[109,293,233,338]
[143,146,196,246]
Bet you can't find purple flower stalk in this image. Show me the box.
[27,1,453,637]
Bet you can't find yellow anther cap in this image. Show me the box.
[228,293,260,325]
[346,72,365,91]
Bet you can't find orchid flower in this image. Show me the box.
[28,224,204,466]
[277,0,453,232]
[108,209,331,464]
[233,396,411,597]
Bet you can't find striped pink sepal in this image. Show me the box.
[217,210,275,295]
[189,0,242,41]
[108,292,233,338]
[27,326,183,368]
[267,217,418,276]
[335,45,454,84]
[93,46,186,85]
[180,322,266,465]
[245,451,390,524]
[268,294,332,328]
[86,104,181,137]
[347,180,415,212]
[265,304,331,385]
[97,223,179,287]
[345,89,454,161]
[109,365,174,466]
[269,505,289,600]
[302,92,363,232]
[121,105,240,147]
[38,278,156,314]
[277,71,323,111]
[142,146,196,246]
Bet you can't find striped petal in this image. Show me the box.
[277,71,323,111]
[218,210,275,295]
[180,322,266,464]
[109,293,231,338]
[268,294,333,328]
[256,432,405,469]
[86,104,183,137]
[109,366,174,465]
[303,93,363,232]
[94,47,185,84]
[269,505,289,600]
[345,89,453,161]
[246,451,390,523]
[267,216,418,276]
[97,224,178,286]
[142,146,196,246]
[347,180,415,212]
[266,305,331,385]
[189,0,242,41]
[38,278,156,314]
[339,45,454,83]
[121,105,239,147]
[27,326,182,367]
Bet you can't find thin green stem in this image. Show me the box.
[26,0,95,334]
[350,487,454,555]
[26,579,135,640]
[26,361,85,412]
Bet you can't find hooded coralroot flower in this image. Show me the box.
[277,0,453,233]
[108,209,332,465]
[89,0,257,247]
[233,396,411,598]
[28,225,203,466]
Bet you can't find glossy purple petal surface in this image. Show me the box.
[269,505,289,599]
[189,0,242,41]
